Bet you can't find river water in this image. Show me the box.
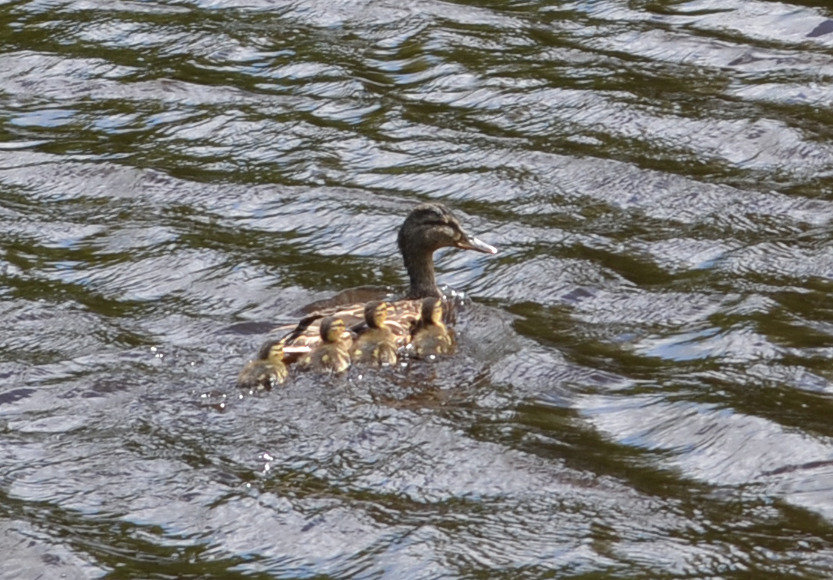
[2,0,833,577]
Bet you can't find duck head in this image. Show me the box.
[397,203,497,298]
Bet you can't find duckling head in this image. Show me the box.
[420,296,444,326]
[364,301,390,329]
[320,316,347,343]
[256,339,285,365]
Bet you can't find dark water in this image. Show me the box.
[3,0,833,576]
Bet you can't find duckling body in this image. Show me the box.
[236,339,288,390]
[412,324,454,357]
[411,297,454,358]
[273,203,496,361]
[300,317,352,373]
[351,301,397,366]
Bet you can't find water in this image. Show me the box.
[2,0,833,576]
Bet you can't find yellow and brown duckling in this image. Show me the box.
[351,301,397,366]
[236,339,288,391]
[299,316,352,373]
[411,297,454,358]
[275,203,497,360]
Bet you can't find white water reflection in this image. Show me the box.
[581,393,833,520]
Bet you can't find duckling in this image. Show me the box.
[411,297,454,358]
[299,316,352,373]
[236,339,288,391]
[351,301,397,366]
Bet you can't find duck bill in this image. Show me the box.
[456,234,498,255]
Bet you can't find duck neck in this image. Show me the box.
[403,247,441,299]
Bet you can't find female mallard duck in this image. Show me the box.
[236,339,288,390]
[411,297,454,358]
[299,316,352,373]
[272,203,496,361]
[351,301,397,366]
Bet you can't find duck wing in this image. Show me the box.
[298,286,392,315]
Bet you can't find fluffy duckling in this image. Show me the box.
[411,297,454,358]
[300,316,352,373]
[351,301,397,366]
[236,339,288,391]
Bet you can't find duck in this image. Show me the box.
[298,316,352,373]
[236,339,288,390]
[411,297,454,358]
[351,301,398,366]
[273,203,497,362]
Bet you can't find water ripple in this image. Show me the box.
[4,0,833,576]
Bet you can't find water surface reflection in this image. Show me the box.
[2,0,833,576]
